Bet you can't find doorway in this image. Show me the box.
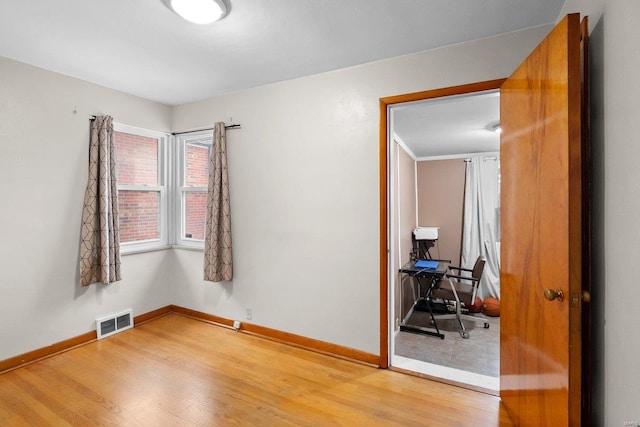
[378,15,588,424]
[380,80,504,394]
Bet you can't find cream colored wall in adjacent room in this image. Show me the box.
[417,159,466,265]
[396,143,417,323]
[0,56,173,360]
[169,25,552,354]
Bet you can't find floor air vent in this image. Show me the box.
[96,309,133,339]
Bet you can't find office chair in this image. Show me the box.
[430,256,489,339]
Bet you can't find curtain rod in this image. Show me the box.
[464,156,498,162]
[88,116,240,133]
[172,124,241,135]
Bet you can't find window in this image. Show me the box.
[113,124,168,252]
[176,131,211,247]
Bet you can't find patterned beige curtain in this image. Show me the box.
[79,116,121,286]
[204,122,233,282]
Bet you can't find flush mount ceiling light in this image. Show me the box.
[166,0,227,24]
[486,121,502,134]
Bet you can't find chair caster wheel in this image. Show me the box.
[484,322,490,329]
[460,331,470,339]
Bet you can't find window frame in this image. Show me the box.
[175,130,212,249]
[113,123,169,254]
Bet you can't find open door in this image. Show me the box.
[500,13,589,426]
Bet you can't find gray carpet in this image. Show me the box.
[394,310,499,377]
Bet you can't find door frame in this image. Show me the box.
[378,79,506,369]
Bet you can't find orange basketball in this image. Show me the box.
[483,297,500,317]
[468,296,483,313]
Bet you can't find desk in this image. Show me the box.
[399,259,450,339]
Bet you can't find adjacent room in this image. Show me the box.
[0,0,636,425]
[389,90,501,392]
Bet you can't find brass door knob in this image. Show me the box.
[544,288,564,302]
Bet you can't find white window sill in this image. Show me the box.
[121,245,172,256]
[171,244,204,252]
[120,244,205,256]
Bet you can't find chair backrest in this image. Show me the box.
[468,256,486,302]
[472,256,486,280]
[436,256,486,304]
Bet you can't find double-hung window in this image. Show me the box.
[113,123,168,252]
[176,131,211,248]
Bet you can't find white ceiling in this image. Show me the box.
[392,90,501,158]
[0,0,565,106]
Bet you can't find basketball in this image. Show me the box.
[468,296,483,313]
[483,297,500,317]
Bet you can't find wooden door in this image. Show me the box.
[500,13,587,426]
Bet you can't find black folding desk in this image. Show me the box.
[399,259,450,339]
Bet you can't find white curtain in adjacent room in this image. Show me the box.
[79,115,122,286]
[461,156,500,299]
[203,122,233,282]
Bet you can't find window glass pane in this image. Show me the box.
[114,131,158,186]
[184,192,207,240]
[118,191,160,243]
[185,139,210,187]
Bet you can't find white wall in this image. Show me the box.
[169,25,551,354]
[602,4,640,422]
[561,1,640,425]
[0,56,174,360]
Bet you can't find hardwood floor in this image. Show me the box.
[0,314,513,426]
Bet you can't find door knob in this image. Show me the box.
[582,290,591,303]
[544,288,564,302]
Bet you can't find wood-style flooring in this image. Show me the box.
[0,313,513,426]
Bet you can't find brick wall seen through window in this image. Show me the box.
[114,131,160,243]
[183,142,210,240]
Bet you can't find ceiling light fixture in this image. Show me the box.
[166,0,227,24]
[487,122,502,134]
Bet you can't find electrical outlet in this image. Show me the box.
[233,320,241,330]
[246,308,252,320]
